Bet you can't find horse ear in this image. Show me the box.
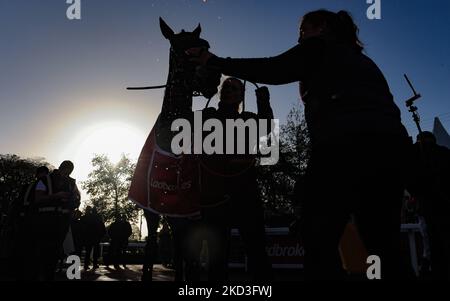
[160,17,174,40]
[192,23,201,37]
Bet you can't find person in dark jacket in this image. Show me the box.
[81,206,106,270]
[153,76,274,281]
[11,166,49,280]
[189,9,410,279]
[108,216,132,269]
[32,160,80,280]
[408,132,450,279]
[197,78,274,281]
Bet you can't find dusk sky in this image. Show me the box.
[1,0,450,196]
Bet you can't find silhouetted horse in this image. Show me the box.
[128,18,220,281]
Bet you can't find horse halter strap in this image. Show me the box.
[127,47,205,98]
[126,48,184,91]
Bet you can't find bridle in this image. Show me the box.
[127,40,217,101]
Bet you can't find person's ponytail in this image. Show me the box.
[301,10,364,52]
[336,10,364,52]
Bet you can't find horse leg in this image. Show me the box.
[142,210,160,281]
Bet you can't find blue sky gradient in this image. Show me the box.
[1,0,449,172]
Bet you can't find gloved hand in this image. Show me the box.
[255,86,270,104]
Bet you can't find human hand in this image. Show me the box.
[255,86,270,103]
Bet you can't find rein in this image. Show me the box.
[126,85,167,90]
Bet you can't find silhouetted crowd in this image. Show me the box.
[0,161,133,280]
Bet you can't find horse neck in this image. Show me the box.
[160,49,193,118]
[156,49,193,153]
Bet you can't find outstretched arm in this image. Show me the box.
[210,46,302,85]
[188,38,325,85]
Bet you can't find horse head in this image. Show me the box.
[160,17,221,99]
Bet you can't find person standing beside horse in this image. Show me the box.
[189,9,411,279]
[197,77,274,281]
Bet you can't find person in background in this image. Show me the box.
[108,215,132,270]
[32,160,79,280]
[70,209,84,258]
[81,206,106,270]
[11,166,49,280]
[408,131,450,279]
[158,219,173,268]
